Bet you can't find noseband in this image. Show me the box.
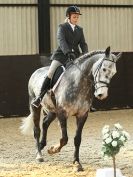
[93,58,116,91]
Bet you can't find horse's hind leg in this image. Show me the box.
[48,110,68,154]
[73,112,88,172]
[31,105,43,162]
[40,112,56,150]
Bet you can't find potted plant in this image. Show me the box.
[96,123,130,177]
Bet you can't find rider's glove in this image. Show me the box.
[67,52,76,61]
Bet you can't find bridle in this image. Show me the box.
[93,58,116,91]
[66,56,116,91]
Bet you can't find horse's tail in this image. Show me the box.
[20,113,34,135]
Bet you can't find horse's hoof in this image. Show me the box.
[73,161,84,172]
[47,146,55,154]
[47,146,60,155]
[36,152,44,162]
[36,157,44,162]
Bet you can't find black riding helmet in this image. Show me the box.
[66,5,82,17]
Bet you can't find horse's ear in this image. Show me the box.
[116,52,122,61]
[105,46,110,57]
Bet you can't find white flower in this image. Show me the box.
[102,125,110,135]
[122,131,130,140]
[112,130,120,139]
[119,136,126,142]
[112,141,117,147]
[114,123,123,130]
[103,133,110,139]
[105,137,112,144]
[103,125,110,129]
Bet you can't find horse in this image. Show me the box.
[20,46,122,171]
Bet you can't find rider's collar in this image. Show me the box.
[68,22,76,31]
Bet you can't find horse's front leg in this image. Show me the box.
[31,105,43,162]
[73,112,88,172]
[40,112,56,150]
[48,110,68,154]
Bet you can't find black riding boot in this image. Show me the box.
[32,76,51,108]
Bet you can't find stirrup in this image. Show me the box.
[32,98,41,108]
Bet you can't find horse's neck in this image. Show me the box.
[63,53,104,85]
[79,53,103,75]
[65,54,102,85]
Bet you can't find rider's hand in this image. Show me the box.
[67,52,76,61]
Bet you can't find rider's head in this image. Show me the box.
[66,6,82,17]
[65,6,82,25]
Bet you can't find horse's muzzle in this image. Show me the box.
[94,87,108,100]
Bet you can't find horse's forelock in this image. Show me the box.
[110,53,117,62]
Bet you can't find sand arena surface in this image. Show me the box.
[0,109,133,177]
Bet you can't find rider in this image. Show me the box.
[32,5,88,108]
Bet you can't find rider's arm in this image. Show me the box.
[79,28,88,54]
[57,24,71,55]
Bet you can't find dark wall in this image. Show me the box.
[0,55,42,117]
[93,52,133,109]
[0,53,133,117]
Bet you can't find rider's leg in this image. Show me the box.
[32,76,51,108]
[32,60,62,108]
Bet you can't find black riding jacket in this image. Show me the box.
[51,22,88,65]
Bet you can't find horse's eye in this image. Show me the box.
[103,68,106,72]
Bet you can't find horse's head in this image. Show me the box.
[92,46,122,100]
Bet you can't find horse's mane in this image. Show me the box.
[75,50,105,64]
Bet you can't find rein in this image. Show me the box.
[67,58,87,77]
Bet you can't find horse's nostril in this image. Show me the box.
[98,94,102,97]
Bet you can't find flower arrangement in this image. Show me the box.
[102,123,130,157]
[101,123,130,177]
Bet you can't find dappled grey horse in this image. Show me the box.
[20,47,122,171]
